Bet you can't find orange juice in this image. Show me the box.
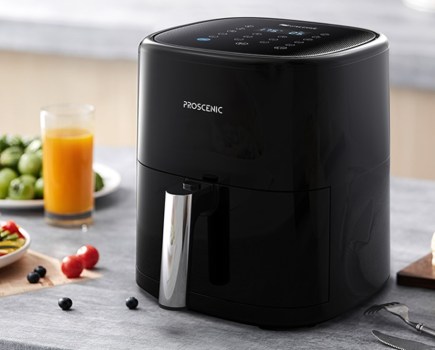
[43,128,94,217]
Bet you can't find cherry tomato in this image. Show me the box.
[61,255,83,278]
[2,220,19,233]
[1,220,24,239]
[76,245,99,269]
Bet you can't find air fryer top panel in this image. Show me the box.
[153,17,377,57]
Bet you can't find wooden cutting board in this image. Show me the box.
[0,250,101,297]
[397,253,435,290]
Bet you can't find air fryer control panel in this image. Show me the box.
[154,18,376,57]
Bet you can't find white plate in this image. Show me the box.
[0,163,121,209]
[92,163,122,199]
[0,223,31,269]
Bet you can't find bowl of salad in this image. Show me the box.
[0,220,31,269]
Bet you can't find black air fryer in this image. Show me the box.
[136,17,390,328]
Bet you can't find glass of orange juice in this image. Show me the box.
[40,104,95,227]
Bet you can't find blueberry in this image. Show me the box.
[126,296,138,309]
[58,297,73,311]
[34,265,47,278]
[27,271,40,284]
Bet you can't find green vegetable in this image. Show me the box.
[0,146,23,168]
[8,177,34,200]
[5,233,19,241]
[0,230,10,239]
[18,153,42,177]
[0,168,18,199]
[94,171,104,192]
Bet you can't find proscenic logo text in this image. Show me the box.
[183,101,223,115]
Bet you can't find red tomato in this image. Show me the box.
[61,255,83,278]
[1,220,24,239]
[76,245,99,269]
[2,220,19,234]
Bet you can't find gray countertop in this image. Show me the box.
[0,0,434,90]
[1,147,435,349]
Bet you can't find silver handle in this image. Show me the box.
[158,191,193,309]
[417,324,435,338]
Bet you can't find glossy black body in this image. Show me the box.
[136,17,390,327]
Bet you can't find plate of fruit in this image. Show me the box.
[0,220,31,269]
[0,134,121,209]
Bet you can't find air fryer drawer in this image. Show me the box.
[189,184,330,308]
[137,164,330,308]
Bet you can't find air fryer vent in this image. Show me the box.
[154,17,377,57]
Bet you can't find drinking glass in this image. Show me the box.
[40,104,95,227]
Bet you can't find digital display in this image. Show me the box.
[154,18,377,57]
